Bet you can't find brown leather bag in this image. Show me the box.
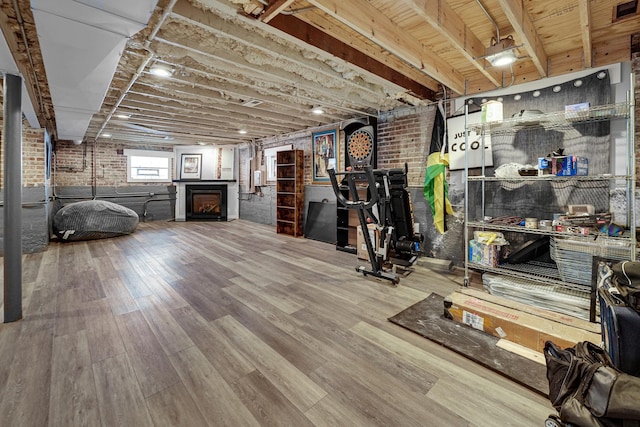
[544,340,640,427]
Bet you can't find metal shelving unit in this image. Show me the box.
[463,84,636,306]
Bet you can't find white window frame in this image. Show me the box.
[124,149,174,183]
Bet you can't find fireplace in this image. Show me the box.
[186,185,227,221]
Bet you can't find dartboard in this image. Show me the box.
[347,129,373,162]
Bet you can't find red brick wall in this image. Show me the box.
[239,110,437,190]
[54,141,173,187]
[377,105,435,187]
[0,126,47,187]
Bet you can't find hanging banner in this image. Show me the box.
[447,112,493,170]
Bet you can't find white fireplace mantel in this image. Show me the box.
[174,180,239,221]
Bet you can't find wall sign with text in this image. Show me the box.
[446,112,493,170]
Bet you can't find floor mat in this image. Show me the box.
[388,293,549,396]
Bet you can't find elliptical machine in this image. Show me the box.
[328,165,423,285]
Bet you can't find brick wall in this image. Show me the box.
[378,105,435,187]
[54,141,173,187]
[0,126,47,187]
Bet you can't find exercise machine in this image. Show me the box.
[328,165,423,285]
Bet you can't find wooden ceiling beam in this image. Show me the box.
[400,0,502,87]
[306,0,467,94]
[496,0,548,77]
[267,14,435,100]
[259,0,295,23]
[578,0,593,68]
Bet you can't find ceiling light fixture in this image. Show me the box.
[149,64,173,77]
[476,0,519,67]
[238,129,248,134]
[115,113,131,119]
[485,36,518,67]
[102,133,112,138]
[311,106,324,115]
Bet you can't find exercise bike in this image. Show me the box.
[328,165,423,285]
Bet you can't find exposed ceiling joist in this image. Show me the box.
[306,0,467,94]
[167,1,396,107]
[496,0,548,77]
[3,0,637,147]
[399,0,502,88]
[259,0,295,23]
[578,0,593,68]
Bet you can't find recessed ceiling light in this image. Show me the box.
[311,106,324,115]
[115,113,131,119]
[149,64,173,77]
[102,133,112,138]
[238,129,248,134]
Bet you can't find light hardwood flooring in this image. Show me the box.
[0,219,554,426]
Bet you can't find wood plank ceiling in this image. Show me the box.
[1,0,638,146]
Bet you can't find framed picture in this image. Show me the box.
[312,129,337,183]
[180,153,202,180]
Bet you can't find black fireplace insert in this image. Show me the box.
[186,185,227,221]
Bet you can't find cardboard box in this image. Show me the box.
[538,156,588,176]
[357,224,378,261]
[444,290,601,353]
[468,239,501,267]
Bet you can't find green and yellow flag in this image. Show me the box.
[423,101,453,234]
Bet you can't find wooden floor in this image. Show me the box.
[0,220,553,426]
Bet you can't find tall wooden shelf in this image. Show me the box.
[276,150,304,236]
[336,186,368,253]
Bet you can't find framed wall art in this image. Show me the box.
[180,153,202,180]
[312,129,337,183]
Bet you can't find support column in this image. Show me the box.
[3,73,23,323]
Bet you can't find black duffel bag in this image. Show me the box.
[544,340,640,427]
[612,261,640,314]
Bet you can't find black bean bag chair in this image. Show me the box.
[53,200,139,241]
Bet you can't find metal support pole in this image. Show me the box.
[3,73,23,323]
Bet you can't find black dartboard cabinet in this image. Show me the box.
[336,117,377,253]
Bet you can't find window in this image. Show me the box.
[124,149,173,183]
[264,144,292,182]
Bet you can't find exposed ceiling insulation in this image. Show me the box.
[0,0,638,146]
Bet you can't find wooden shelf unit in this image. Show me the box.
[276,150,304,236]
[336,186,368,253]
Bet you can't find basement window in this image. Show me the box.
[124,149,173,183]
